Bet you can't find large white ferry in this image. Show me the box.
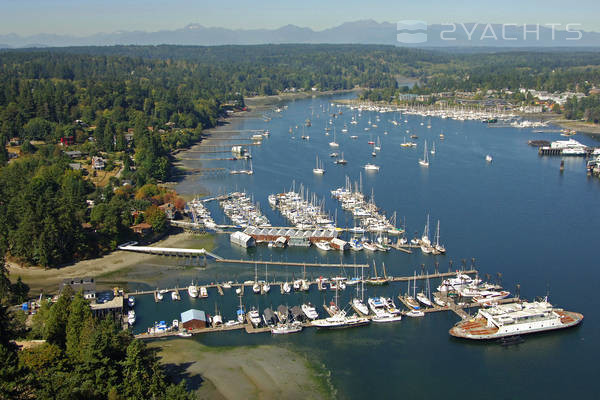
[449,297,583,340]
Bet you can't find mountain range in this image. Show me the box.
[1,20,599,48]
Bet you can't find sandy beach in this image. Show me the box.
[150,339,333,400]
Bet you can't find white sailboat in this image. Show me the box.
[430,142,436,155]
[419,140,429,167]
[313,155,325,174]
[329,126,339,147]
[434,220,446,253]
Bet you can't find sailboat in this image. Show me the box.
[313,155,325,174]
[434,220,446,254]
[374,137,381,151]
[329,126,339,147]
[366,261,389,285]
[262,264,271,294]
[416,274,433,307]
[404,272,421,310]
[335,152,347,165]
[421,214,431,247]
[419,140,430,167]
[430,142,436,155]
[351,265,369,315]
[252,263,261,294]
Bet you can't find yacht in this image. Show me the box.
[352,298,369,316]
[405,310,425,317]
[301,303,319,320]
[248,307,262,327]
[188,283,198,298]
[315,241,332,251]
[437,272,482,292]
[364,164,380,171]
[472,290,511,304]
[450,297,583,340]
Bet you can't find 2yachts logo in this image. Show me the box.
[397,22,583,44]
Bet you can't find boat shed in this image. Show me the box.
[181,309,209,330]
[263,308,278,326]
[290,306,305,322]
[243,226,338,244]
[230,231,256,248]
[330,238,349,251]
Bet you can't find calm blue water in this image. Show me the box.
[133,93,600,398]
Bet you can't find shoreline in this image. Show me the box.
[149,339,333,400]
[7,231,214,295]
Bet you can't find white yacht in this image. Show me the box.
[302,303,319,320]
[315,241,332,251]
[364,164,380,171]
[450,297,583,340]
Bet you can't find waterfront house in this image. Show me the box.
[181,309,209,330]
[59,277,96,300]
[131,222,152,236]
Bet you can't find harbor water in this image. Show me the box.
[130,93,600,399]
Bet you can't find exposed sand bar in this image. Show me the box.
[150,339,333,400]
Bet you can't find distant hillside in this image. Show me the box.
[1,20,599,48]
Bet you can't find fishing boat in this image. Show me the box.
[449,297,583,340]
[302,303,319,320]
[419,140,430,167]
[271,322,303,335]
[313,155,325,175]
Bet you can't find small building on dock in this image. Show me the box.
[230,231,256,248]
[181,309,209,330]
[90,296,123,320]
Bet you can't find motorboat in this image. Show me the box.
[199,286,208,298]
[188,283,198,298]
[364,164,380,171]
[302,303,319,320]
[171,291,180,301]
[282,281,291,294]
[128,297,135,308]
[405,310,425,317]
[127,310,136,325]
[315,241,332,251]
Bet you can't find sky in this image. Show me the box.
[2,0,599,36]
